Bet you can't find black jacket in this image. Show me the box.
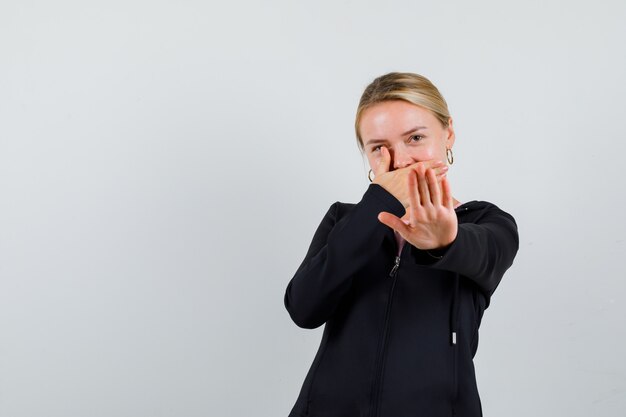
[284,184,519,417]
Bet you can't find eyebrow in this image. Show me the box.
[364,126,428,146]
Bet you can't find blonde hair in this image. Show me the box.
[355,72,451,151]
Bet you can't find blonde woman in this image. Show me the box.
[284,72,519,417]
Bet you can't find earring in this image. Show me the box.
[446,148,454,165]
[368,169,375,182]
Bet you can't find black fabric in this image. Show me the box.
[284,183,519,417]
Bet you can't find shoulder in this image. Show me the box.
[456,200,517,225]
[320,201,356,225]
[334,200,356,216]
[456,200,519,248]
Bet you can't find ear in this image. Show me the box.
[445,117,456,149]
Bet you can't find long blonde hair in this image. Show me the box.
[355,72,451,151]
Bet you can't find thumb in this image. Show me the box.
[378,211,409,236]
[373,146,391,177]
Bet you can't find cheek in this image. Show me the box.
[366,154,379,169]
[410,148,438,161]
[421,143,448,161]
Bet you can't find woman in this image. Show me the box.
[284,72,519,417]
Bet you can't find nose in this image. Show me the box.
[391,145,414,170]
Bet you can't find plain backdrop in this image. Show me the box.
[1,1,625,416]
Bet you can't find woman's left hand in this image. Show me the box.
[378,165,458,251]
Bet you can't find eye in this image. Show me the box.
[409,134,424,143]
[371,145,383,153]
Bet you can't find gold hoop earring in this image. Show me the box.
[446,148,454,165]
[368,169,375,182]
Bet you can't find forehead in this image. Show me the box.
[360,100,439,139]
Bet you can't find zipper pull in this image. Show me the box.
[389,256,401,277]
[451,331,457,345]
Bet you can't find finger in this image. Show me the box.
[408,159,444,172]
[378,211,410,235]
[434,164,449,179]
[408,160,448,181]
[373,146,391,176]
[441,175,454,209]
[416,166,431,206]
[424,159,445,170]
[427,168,442,205]
[408,169,420,225]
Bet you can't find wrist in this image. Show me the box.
[427,229,457,258]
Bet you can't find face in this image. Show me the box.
[359,100,455,171]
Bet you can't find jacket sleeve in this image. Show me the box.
[411,204,519,300]
[284,183,405,329]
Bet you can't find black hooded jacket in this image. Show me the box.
[284,183,519,417]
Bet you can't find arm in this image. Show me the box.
[284,183,405,329]
[376,165,519,301]
[412,205,519,300]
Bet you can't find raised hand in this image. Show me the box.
[371,146,448,209]
[377,164,458,251]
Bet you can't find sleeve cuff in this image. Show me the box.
[365,183,406,217]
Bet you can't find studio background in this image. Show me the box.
[1,1,624,416]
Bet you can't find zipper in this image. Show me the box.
[388,256,400,277]
[369,248,404,417]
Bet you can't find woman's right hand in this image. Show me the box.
[371,146,448,208]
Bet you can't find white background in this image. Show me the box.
[1,1,625,416]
